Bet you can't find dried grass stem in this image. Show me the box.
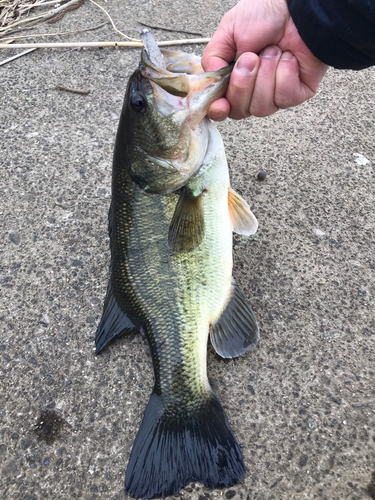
[0,0,83,34]
[0,37,211,49]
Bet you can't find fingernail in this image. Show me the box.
[281,51,294,61]
[236,56,256,74]
[260,46,279,58]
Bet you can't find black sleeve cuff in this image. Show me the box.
[287,0,375,70]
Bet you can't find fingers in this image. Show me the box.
[275,51,327,108]
[224,45,282,119]
[247,45,282,117]
[225,53,260,120]
[208,46,328,122]
[206,97,231,121]
[202,11,236,120]
[206,52,260,121]
[208,45,285,121]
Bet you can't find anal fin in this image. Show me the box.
[169,186,204,253]
[95,279,138,354]
[210,279,259,358]
[228,187,258,236]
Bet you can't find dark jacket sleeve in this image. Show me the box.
[287,0,375,70]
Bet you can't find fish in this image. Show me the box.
[95,29,260,499]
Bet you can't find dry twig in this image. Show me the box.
[0,46,36,65]
[0,0,210,51]
[55,84,90,94]
[47,0,84,23]
[18,0,67,12]
[0,37,211,48]
[138,22,203,37]
[0,20,107,40]
[0,0,84,37]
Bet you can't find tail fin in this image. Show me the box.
[125,391,245,499]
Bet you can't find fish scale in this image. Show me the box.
[114,174,222,402]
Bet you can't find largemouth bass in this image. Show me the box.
[95,30,259,499]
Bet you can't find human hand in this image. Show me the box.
[201,0,329,120]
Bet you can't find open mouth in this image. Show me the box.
[140,29,233,99]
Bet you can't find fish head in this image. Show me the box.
[118,30,232,194]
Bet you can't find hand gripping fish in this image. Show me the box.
[95,30,259,499]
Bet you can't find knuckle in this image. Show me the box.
[230,111,251,120]
[250,103,276,117]
[274,81,297,109]
[275,94,294,109]
[230,81,251,93]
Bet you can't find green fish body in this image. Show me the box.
[95,30,259,499]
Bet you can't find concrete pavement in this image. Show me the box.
[1,1,374,499]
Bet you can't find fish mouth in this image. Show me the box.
[142,56,233,103]
[140,29,233,115]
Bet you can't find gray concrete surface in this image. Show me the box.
[1,1,375,499]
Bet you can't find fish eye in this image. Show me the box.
[130,94,146,113]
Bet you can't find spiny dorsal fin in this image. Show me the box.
[228,187,258,235]
[95,279,138,354]
[210,279,259,358]
[169,186,205,253]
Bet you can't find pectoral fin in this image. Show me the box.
[210,279,259,358]
[95,280,138,354]
[228,187,258,235]
[169,187,205,253]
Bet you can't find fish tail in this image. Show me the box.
[124,390,245,499]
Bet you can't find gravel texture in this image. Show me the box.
[1,1,375,499]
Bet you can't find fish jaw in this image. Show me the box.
[183,66,232,128]
[141,28,166,71]
[141,63,232,123]
[140,27,232,114]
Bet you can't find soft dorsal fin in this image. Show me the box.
[228,187,258,235]
[169,186,205,253]
[95,279,138,354]
[210,279,259,358]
